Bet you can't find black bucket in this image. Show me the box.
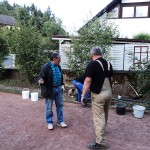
[116,103,126,115]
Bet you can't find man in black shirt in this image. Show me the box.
[81,47,113,150]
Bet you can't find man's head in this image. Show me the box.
[90,47,103,60]
[50,52,61,65]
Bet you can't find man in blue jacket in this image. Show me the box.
[39,52,67,130]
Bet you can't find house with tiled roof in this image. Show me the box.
[0,14,15,28]
[52,0,150,72]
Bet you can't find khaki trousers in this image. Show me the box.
[91,78,112,144]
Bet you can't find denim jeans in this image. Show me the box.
[72,80,89,102]
[45,86,64,124]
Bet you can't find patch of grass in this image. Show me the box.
[0,79,78,103]
[0,79,38,88]
[0,88,21,94]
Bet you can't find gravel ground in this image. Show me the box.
[0,91,150,150]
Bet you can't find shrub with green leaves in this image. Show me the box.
[133,33,150,40]
[65,18,119,75]
[137,62,150,97]
[131,33,150,98]
[13,25,49,83]
[0,37,9,66]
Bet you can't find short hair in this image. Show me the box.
[50,52,60,61]
[90,47,103,56]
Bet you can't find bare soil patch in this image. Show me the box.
[0,92,150,150]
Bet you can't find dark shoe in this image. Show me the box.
[82,103,91,108]
[87,143,106,150]
[86,103,91,107]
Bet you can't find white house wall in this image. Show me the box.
[60,43,71,70]
[102,15,150,38]
[112,18,150,38]
[57,39,150,71]
[109,44,125,70]
[110,43,150,71]
[124,44,133,70]
[104,0,150,38]
[122,0,150,3]
[120,0,150,38]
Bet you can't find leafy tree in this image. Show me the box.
[13,6,31,26]
[42,18,66,51]
[12,24,48,83]
[66,18,119,75]
[0,37,9,65]
[0,0,67,83]
[42,19,66,37]
[0,0,13,14]
[0,27,18,54]
[137,62,150,97]
[42,7,52,22]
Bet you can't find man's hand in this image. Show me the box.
[81,77,91,105]
[81,96,86,105]
[38,77,44,85]
[62,85,65,92]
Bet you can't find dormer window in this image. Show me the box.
[122,5,148,18]
[120,2,149,18]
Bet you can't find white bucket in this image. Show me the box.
[31,92,38,102]
[133,105,145,119]
[22,88,29,99]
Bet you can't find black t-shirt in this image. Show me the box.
[85,57,113,94]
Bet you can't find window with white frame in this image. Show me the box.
[134,46,149,64]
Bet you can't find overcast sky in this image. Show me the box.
[1,0,112,33]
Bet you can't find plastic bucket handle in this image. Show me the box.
[116,103,126,108]
[22,88,29,91]
[133,105,145,111]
